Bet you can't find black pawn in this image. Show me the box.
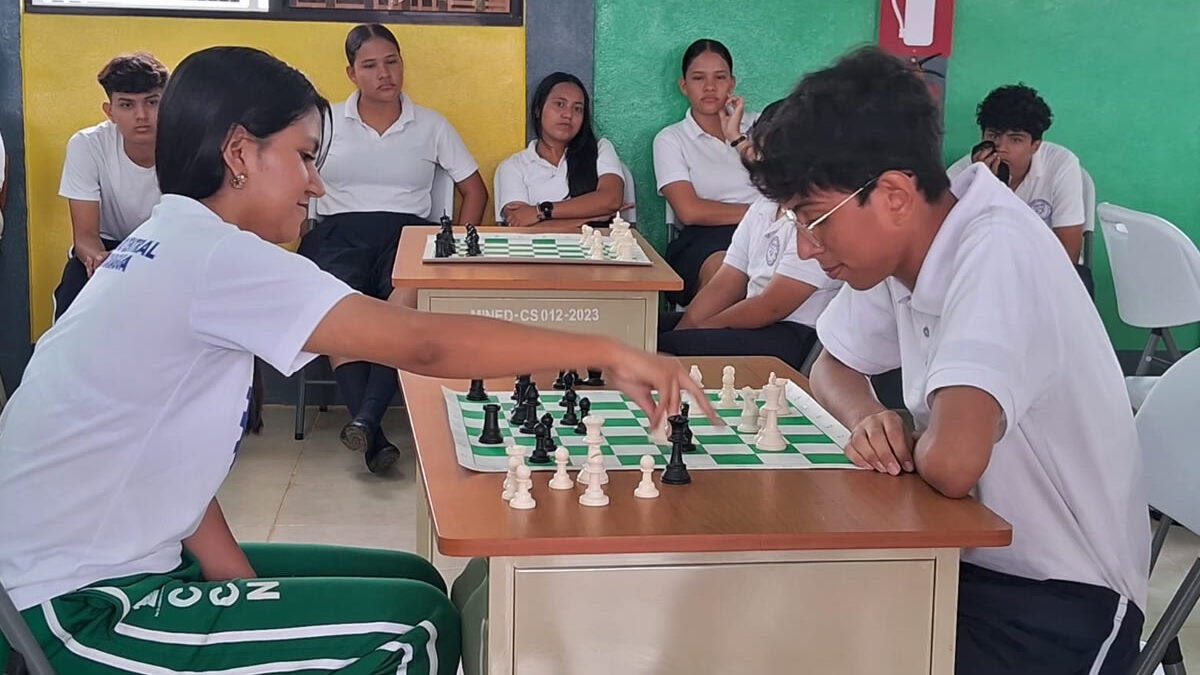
[661,440,692,485]
[680,401,690,420]
[466,379,488,402]
[561,397,579,427]
[524,383,541,406]
[540,412,554,430]
[552,370,567,389]
[574,397,591,434]
[519,401,539,434]
[478,404,503,444]
[512,374,530,401]
[585,368,605,386]
[529,423,553,464]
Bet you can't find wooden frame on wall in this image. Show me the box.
[25,0,523,26]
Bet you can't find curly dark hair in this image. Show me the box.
[744,46,949,205]
[976,84,1052,140]
[97,52,169,97]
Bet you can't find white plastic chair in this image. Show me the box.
[1080,167,1096,268]
[619,161,637,224]
[1,581,56,674]
[1097,203,1200,375]
[1131,348,1200,675]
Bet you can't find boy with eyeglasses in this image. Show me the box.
[746,47,1147,674]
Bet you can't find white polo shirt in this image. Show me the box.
[58,120,161,242]
[653,109,761,209]
[947,140,1084,229]
[816,164,1149,608]
[493,138,624,220]
[723,197,842,327]
[0,195,355,610]
[317,91,480,219]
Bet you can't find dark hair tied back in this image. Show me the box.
[531,72,600,198]
[681,38,733,76]
[345,23,401,67]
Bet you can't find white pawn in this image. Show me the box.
[509,465,536,509]
[737,387,759,433]
[717,365,737,408]
[502,454,521,501]
[579,224,594,247]
[589,237,605,260]
[756,383,787,452]
[689,364,704,388]
[579,455,610,506]
[634,454,660,499]
[549,447,574,490]
[583,414,605,445]
[616,238,634,261]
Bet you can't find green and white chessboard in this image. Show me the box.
[422,233,652,266]
[443,383,855,472]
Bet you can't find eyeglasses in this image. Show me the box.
[784,176,879,250]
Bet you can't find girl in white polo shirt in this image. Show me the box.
[747,47,1148,675]
[654,38,761,306]
[0,46,709,675]
[303,23,489,473]
[494,72,626,231]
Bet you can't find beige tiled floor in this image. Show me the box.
[222,405,1200,669]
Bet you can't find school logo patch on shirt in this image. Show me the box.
[765,235,781,266]
[100,236,161,273]
[1028,199,1054,225]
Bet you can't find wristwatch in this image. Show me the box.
[538,201,555,221]
[729,135,748,148]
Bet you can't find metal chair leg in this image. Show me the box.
[1134,558,1200,675]
[1163,328,1183,363]
[1137,331,1163,376]
[1151,514,1175,573]
[294,364,308,441]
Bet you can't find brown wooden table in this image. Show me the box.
[392,226,681,350]
[400,356,1011,675]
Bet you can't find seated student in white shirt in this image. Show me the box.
[654,39,761,306]
[54,52,167,319]
[746,47,1148,675]
[494,72,626,231]
[302,23,489,473]
[0,46,711,675]
[946,84,1092,296]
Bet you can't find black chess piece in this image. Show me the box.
[519,400,539,435]
[668,415,688,444]
[529,423,552,464]
[466,379,488,402]
[552,370,567,390]
[540,412,554,430]
[661,438,692,485]
[573,397,591,434]
[585,368,605,386]
[478,404,504,444]
[561,396,579,427]
[512,375,530,401]
[524,383,541,406]
[509,397,529,426]
[680,401,690,419]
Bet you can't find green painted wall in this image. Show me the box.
[596,0,1200,351]
[593,0,879,253]
[944,0,1200,350]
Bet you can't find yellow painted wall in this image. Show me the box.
[21,12,525,338]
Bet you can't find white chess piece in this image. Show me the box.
[774,377,791,414]
[576,439,609,485]
[611,214,629,232]
[583,414,604,445]
[502,453,521,501]
[689,364,704,388]
[616,238,634,261]
[649,415,669,444]
[509,465,536,509]
[580,224,594,247]
[717,365,737,408]
[589,237,605,260]
[755,383,787,452]
[579,455,610,506]
[737,387,759,433]
[634,454,660,499]
[759,372,777,427]
[549,447,574,490]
